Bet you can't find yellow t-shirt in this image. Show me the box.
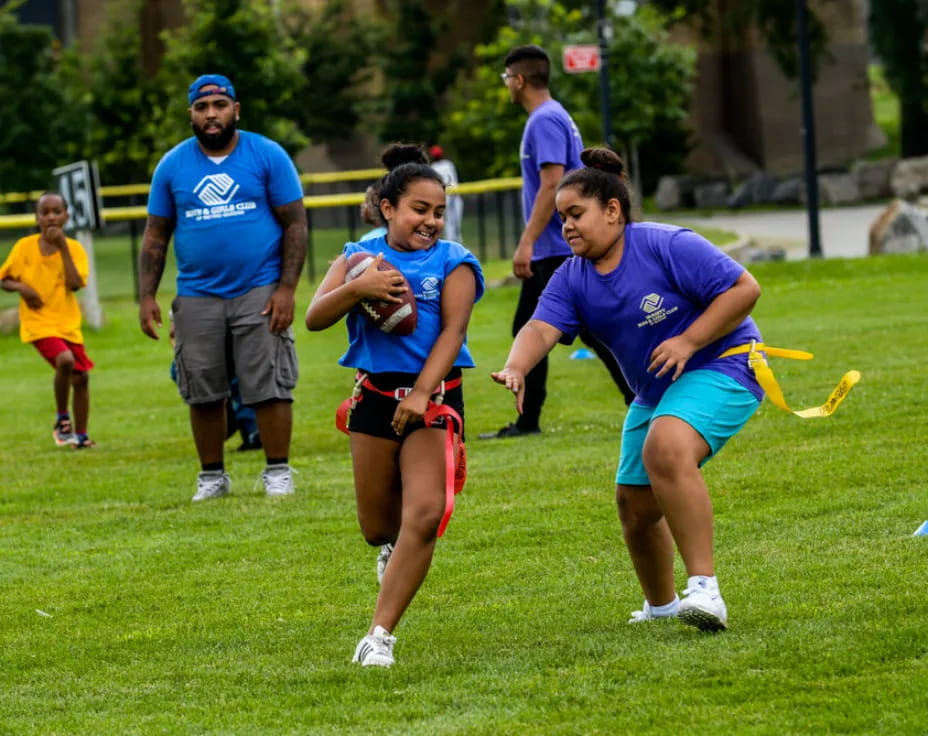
[0,233,89,344]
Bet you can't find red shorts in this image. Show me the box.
[32,337,95,372]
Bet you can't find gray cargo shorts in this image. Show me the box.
[172,283,298,406]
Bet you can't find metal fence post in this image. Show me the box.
[477,193,487,262]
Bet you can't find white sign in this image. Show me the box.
[563,45,601,74]
[52,161,103,231]
[51,161,104,327]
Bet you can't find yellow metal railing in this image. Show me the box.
[0,178,522,229]
[0,168,390,207]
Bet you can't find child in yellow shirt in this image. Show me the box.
[0,192,96,448]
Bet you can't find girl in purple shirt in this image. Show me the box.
[491,147,765,632]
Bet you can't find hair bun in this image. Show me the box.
[382,143,428,170]
[580,147,625,176]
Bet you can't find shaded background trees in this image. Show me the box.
[0,0,909,194]
[0,2,84,191]
[869,0,928,157]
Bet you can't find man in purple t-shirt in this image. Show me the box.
[480,45,634,440]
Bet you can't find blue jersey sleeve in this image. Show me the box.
[263,141,303,208]
[444,241,486,303]
[147,154,176,219]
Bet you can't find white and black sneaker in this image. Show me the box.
[261,463,295,496]
[678,577,728,632]
[192,470,231,502]
[352,625,396,667]
[376,543,394,585]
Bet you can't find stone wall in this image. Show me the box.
[678,0,880,179]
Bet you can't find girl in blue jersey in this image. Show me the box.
[306,144,485,666]
[491,147,765,633]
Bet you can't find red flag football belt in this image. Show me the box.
[336,374,465,537]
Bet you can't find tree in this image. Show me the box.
[0,3,85,193]
[375,0,467,145]
[285,0,381,142]
[440,0,694,191]
[151,0,307,169]
[72,0,163,184]
[647,0,827,79]
[870,0,928,157]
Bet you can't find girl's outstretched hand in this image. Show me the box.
[490,368,526,414]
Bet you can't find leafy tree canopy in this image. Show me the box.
[440,0,694,190]
[869,0,928,156]
[284,0,381,143]
[0,1,84,193]
[374,0,468,146]
[64,0,162,185]
[150,0,309,169]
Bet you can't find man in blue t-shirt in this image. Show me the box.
[480,46,634,440]
[139,74,307,502]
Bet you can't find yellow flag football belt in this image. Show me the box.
[718,341,861,418]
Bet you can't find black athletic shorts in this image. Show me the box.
[347,368,464,441]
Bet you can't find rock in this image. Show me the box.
[0,307,19,335]
[771,176,803,205]
[890,155,928,200]
[654,175,694,211]
[868,199,928,254]
[852,158,897,200]
[693,181,729,209]
[727,172,779,208]
[818,173,860,205]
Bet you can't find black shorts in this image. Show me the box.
[347,369,465,441]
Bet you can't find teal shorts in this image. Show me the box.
[616,369,760,486]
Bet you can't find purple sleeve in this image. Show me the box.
[662,229,746,306]
[527,114,570,170]
[531,262,582,339]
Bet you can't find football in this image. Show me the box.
[344,251,417,336]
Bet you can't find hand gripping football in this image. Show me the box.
[344,251,417,336]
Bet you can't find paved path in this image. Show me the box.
[674,203,889,260]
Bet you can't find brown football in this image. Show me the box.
[344,251,417,336]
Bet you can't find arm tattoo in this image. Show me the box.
[273,199,307,289]
[139,215,175,299]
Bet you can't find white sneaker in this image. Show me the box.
[376,543,394,585]
[192,471,231,502]
[678,579,728,632]
[352,625,396,667]
[262,464,295,496]
[628,599,678,623]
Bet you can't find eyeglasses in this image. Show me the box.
[500,72,517,82]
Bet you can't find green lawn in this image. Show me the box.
[0,250,926,734]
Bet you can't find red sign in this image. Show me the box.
[563,45,601,74]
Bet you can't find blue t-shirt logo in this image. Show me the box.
[640,293,664,314]
[417,276,440,301]
[194,173,240,205]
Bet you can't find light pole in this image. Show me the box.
[596,0,613,148]
[796,0,823,257]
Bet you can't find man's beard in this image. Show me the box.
[192,119,237,151]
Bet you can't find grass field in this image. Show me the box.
[0,245,926,734]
